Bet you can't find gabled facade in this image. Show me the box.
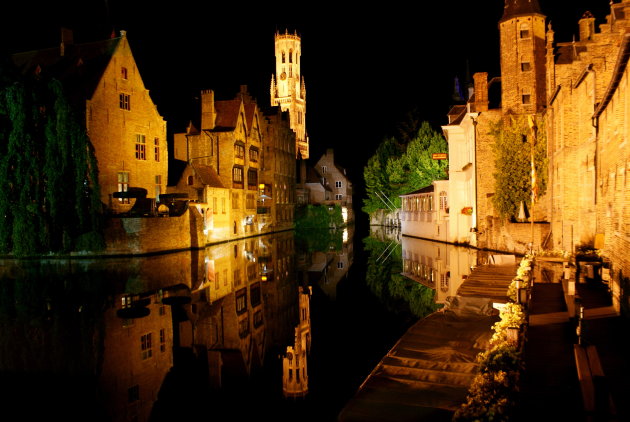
[313,149,354,223]
[172,86,296,243]
[261,107,297,231]
[11,30,168,214]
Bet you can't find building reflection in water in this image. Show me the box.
[400,236,479,304]
[0,228,354,421]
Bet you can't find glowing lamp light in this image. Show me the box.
[262,275,268,281]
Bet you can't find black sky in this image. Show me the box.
[1,0,615,190]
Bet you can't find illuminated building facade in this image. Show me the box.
[271,30,308,159]
[11,30,168,214]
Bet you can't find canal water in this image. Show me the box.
[0,220,485,421]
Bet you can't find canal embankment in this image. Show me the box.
[338,260,517,421]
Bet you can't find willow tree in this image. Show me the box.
[491,115,547,220]
[0,67,103,256]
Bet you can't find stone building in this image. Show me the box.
[440,0,630,311]
[261,107,298,232]
[11,29,168,214]
[441,1,551,253]
[312,149,354,223]
[271,30,308,159]
[172,87,274,241]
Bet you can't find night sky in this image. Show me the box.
[1,0,615,192]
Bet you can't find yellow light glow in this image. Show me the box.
[259,184,265,189]
[262,275,268,281]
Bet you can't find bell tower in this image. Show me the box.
[499,0,547,115]
[271,29,308,159]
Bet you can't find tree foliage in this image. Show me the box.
[491,115,548,220]
[363,121,448,215]
[0,64,103,256]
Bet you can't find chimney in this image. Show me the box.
[473,72,489,112]
[60,27,73,57]
[579,11,595,41]
[201,89,216,130]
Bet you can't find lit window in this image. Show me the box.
[233,166,244,188]
[234,142,245,158]
[141,333,152,360]
[135,134,146,160]
[119,93,130,110]
[117,172,129,204]
[249,147,259,162]
[155,175,161,199]
[439,191,448,210]
[154,138,160,161]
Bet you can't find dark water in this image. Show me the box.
[0,219,459,422]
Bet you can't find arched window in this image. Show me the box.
[289,49,293,63]
[282,51,286,63]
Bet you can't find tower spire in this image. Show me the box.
[271,29,308,159]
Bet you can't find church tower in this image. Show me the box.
[271,30,308,159]
[499,0,547,115]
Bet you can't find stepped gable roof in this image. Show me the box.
[12,35,121,107]
[213,98,242,131]
[191,163,224,188]
[500,0,542,22]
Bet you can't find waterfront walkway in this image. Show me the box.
[517,270,630,421]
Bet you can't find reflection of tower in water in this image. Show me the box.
[282,285,312,398]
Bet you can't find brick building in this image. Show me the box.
[172,85,298,243]
[12,30,168,214]
[312,149,354,223]
[271,30,308,159]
